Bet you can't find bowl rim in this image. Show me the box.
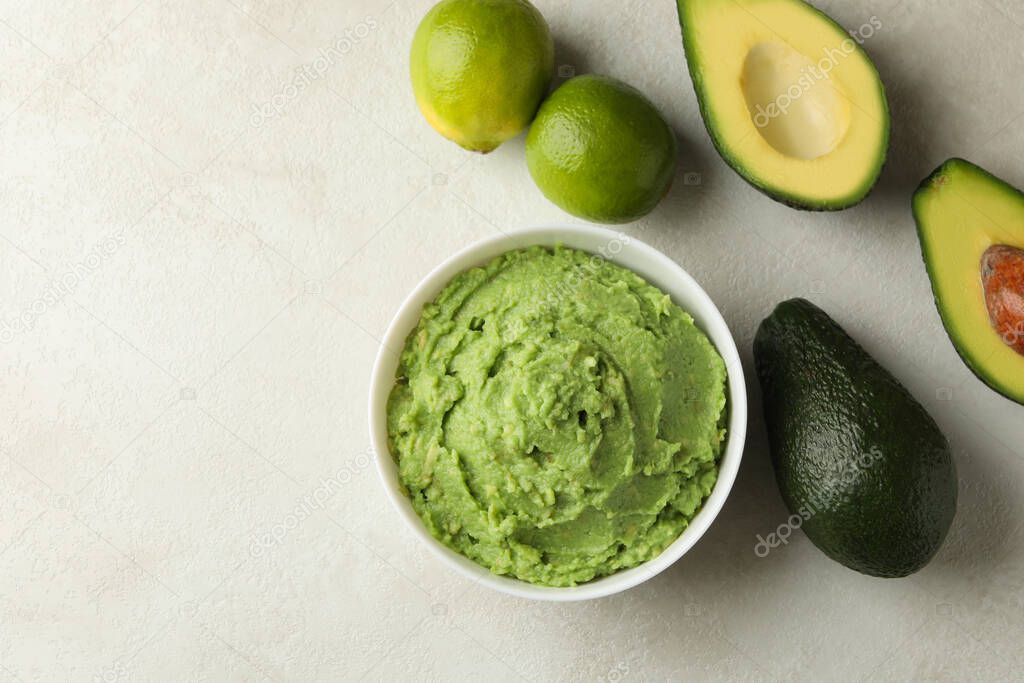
[368,224,747,601]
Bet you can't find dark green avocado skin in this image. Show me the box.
[754,299,957,577]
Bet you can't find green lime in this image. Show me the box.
[526,75,678,223]
[410,0,554,153]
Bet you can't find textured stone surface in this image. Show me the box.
[1,0,1022,680]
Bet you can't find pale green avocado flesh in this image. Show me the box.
[387,246,728,586]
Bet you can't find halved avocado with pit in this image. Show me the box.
[676,0,890,210]
[913,158,1024,406]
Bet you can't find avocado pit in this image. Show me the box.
[740,41,851,160]
[981,244,1024,355]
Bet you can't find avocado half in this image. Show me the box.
[912,158,1024,406]
[675,0,890,210]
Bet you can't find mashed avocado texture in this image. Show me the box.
[387,246,728,586]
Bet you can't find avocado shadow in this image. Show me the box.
[919,412,1019,584]
[861,43,950,212]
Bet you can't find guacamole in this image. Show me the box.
[386,245,728,586]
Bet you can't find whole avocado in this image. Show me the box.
[754,299,957,577]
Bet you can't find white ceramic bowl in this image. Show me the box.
[368,225,747,601]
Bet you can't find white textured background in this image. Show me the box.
[1,0,1022,681]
